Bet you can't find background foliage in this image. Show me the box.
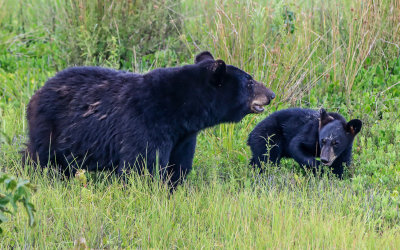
[0,0,399,247]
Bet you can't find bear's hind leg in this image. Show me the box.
[248,118,283,170]
[250,135,282,170]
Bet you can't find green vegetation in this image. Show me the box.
[0,0,399,248]
[0,173,36,234]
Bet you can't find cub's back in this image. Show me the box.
[248,108,319,148]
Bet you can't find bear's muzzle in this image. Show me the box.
[250,81,275,113]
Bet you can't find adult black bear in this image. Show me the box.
[25,51,275,185]
[247,108,362,177]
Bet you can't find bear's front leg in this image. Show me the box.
[168,133,197,186]
[330,147,353,178]
[289,137,320,169]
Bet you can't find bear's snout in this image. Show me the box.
[250,81,275,113]
[320,145,337,166]
[269,91,276,100]
[320,156,329,165]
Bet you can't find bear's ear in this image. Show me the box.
[195,51,214,64]
[319,108,334,129]
[209,59,226,86]
[346,119,362,136]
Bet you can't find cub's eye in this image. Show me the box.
[332,140,339,145]
[321,139,327,144]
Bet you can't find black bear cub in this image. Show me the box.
[247,108,362,177]
[25,51,275,185]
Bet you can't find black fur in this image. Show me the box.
[25,51,275,185]
[247,108,362,178]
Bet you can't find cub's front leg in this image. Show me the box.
[288,136,320,169]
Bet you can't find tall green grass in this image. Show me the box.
[182,0,399,101]
[0,0,183,69]
[1,165,399,248]
[1,0,400,247]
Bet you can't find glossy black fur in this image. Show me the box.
[25,51,275,185]
[247,108,362,177]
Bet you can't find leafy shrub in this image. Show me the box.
[0,173,36,234]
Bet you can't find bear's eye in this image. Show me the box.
[332,140,339,146]
[247,79,254,88]
[321,139,326,144]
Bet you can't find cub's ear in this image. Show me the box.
[346,119,362,136]
[195,51,214,64]
[319,108,334,129]
[209,59,226,86]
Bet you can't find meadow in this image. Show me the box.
[0,0,400,248]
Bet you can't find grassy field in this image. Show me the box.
[1,0,400,248]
